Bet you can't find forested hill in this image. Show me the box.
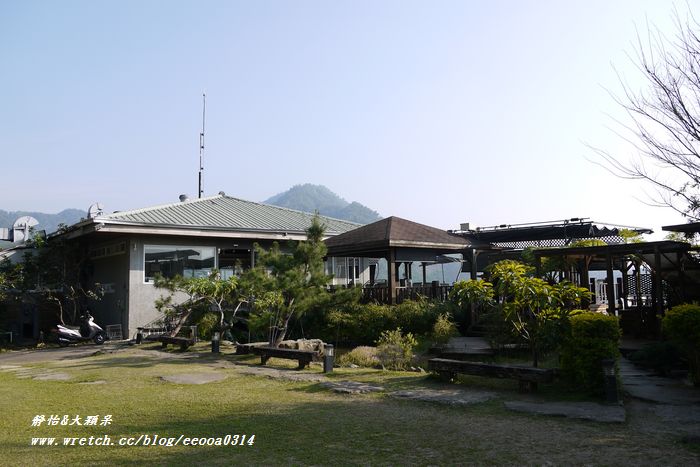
[264,184,381,224]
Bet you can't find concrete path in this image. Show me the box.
[618,357,700,405]
[0,342,128,364]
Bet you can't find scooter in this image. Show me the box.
[53,312,108,346]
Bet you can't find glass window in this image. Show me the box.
[144,245,216,282]
[218,248,252,279]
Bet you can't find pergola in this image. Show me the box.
[325,216,489,304]
[532,241,696,330]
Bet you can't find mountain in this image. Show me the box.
[0,209,85,235]
[264,184,381,224]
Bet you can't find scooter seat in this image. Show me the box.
[58,324,80,331]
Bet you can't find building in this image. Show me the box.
[53,194,360,339]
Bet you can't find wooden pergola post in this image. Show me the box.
[678,251,686,303]
[653,246,663,316]
[469,249,478,280]
[579,257,590,308]
[605,252,616,316]
[387,248,397,305]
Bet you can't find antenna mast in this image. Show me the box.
[198,93,206,198]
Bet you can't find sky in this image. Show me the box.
[1,0,696,237]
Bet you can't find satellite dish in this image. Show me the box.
[12,216,39,243]
[13,216,39,229]
[87,203,104,219]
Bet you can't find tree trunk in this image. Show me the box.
[531,343,539,368]
[271,312,294,347]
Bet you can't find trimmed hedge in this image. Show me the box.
[325,300,442,346]
[560,312,620,394]
[662,304,700,385]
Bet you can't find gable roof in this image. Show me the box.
[97,195,359,234]
[58,195,361,240]
[325,216,472,256]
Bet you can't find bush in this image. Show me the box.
[560,312,620,395]
[375,328,418,370]
[326,300,440,346]
[432,313,459,345]
[196,312,219,339]
[662,304,700,385]
[337,346,380,368]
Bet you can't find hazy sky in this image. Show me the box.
[1,1,694,236]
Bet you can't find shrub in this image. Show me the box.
[560,312,620,395]
[196,312,219,339]
[326,300,440,346]
[662,304,700,385]
[337,346,380,368]
[393,299,440,336]
[375,328,418,370]
[432,312,459,345]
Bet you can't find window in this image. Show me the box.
[144,245,216,282]
[218,248,252,279]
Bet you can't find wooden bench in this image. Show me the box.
[157,335,197,351]
[428,358,554,392]
[249,346,318,369]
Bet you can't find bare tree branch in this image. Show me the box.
[594,8,700,220]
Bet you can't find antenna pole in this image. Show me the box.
[198,93,206,198]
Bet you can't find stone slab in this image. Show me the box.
[390,388,496,406]
[320,381,384,394]
[161,373,227,385]
[0,365,22,371]
[32,372,72,381]
[652,405,700,423]
[236,366,328,383]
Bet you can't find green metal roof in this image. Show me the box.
[97,195,360,235]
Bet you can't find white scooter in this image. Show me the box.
[54,312,108,346]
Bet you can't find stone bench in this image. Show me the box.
[428,358,554,392]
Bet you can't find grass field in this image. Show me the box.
[1,343,698,466]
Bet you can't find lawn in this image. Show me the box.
[0,343,698,466]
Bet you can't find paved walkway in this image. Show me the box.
[618,357,700,405]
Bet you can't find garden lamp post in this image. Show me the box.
[602,358,619,403]
[212,332,220,353]
[324,344,334,373]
